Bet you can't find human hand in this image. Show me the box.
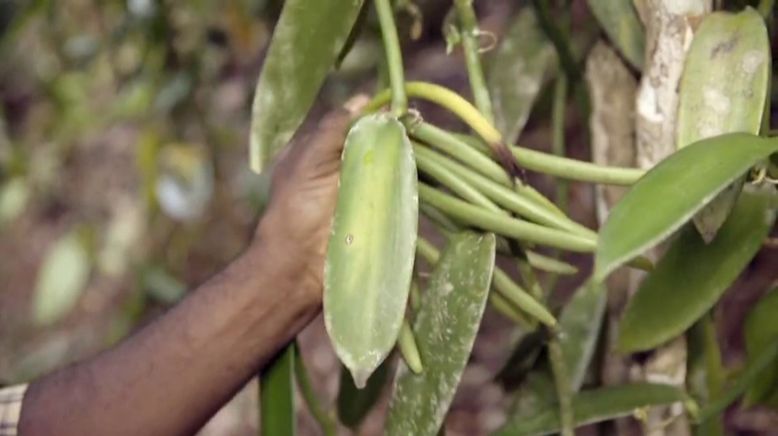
[254,95,369,305]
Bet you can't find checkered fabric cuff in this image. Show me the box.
[0,384,27,436]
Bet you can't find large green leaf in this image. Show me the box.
[617,188,775,352]
[487,6,557,143]
[33,230,91,325]
[386,232,496,436]
[336,359,391,429]
[586,0,645,70]
[260,345,296,436]
[249,0,365,172]
[494,383,688,436]
[594,133,778,281]
[743,288,778,406]
[559,281,607,392]
[324,114,418,388]
[676,8,770,242]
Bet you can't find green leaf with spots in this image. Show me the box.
[386,232,496,436]
[249,0,365,172]
[617,188,775,352]
[677,8,770,242]
[494,383,688,436]
[260,345,296,436]
[324,114,418,388]
[487,6,557,143]
[743,288,778,406]
[587,0,645,70]
[594,133,778,281]
[559,280,607,392]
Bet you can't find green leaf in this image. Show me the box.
[249,0,365,172]
[698,339,778,424]
[336,360,392,429]
[487,6,557,143]
[559,281,607,392]
[33,230,91,325]
[324,114,418,388]
[743,288,778,406]
[594,133,778,281]
[617,188,775,352]
[676,8,770,242]
[687,316,726,436]
[386,232,496,436]
[260,345,296,436]
[494,383,688,436]
[586,0,645,70]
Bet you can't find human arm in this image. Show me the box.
[18,100,365,436]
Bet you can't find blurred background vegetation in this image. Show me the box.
[0,0,775,434]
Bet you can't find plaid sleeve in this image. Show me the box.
[0,384,27,436]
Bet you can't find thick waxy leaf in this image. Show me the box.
[260,345,296,436]
[324,114,418,388]
[617,189,775,352]
[487,7,557,143]
[494,383,688,436]
[586,0,645,70]
[33,230,91,325]
[743,288,778,406]
[386,232,496,436]
[594,133,778,281]
[677,8,770,242]
[336,360,392,429]
[559,281,607,391]
[249,0,365,172]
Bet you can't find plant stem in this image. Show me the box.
[370,82,645,185]
[415,143,595,238]
[412,121,512,184]
[419,182,596,252]
[398,319,424,373]
[294,346,337,436]
[530,0,579,84]
[758,0,775,20]
[415,236,555,326]
[374,0,407,115]
[453,0,494,123]
[414,146,505,213]
[548,336,575,436]
[552,74,569,210]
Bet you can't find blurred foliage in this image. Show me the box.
[0,0,378,381]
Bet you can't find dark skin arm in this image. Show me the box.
[18,97,367,436]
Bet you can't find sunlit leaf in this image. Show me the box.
[249,0,365,171]
[336,360,391,429]
[587,0,645,70]
[559,280,607,391]
[617,188,775,352]
[324,114,418,388]
[494,383,688,436]
[260,345,296,436]
[743,287,778,406]
[594,133,778,281]
[386,232,496,436]
[676,8,770,241]
[487,6,557,143]
[33,230,91,325]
